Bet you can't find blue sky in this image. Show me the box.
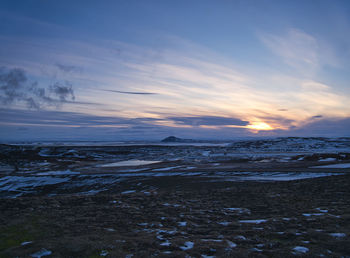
[1,0,350,140]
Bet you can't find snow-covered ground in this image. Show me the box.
[0,170,344,198]
[1,137,349,198]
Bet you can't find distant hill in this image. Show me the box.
[161,136,195,143]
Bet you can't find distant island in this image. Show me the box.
[161,136,195,143]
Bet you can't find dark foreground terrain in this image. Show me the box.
[1,138,350,257]
[1,173,350,257]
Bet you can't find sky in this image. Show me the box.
[1,0,350,141]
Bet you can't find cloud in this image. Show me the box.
[0,108,256,141]
[1,36,349,133]
[55,63,82,73]
[260,28,338,73]
[296,80,346,113]
[1,108,349,141]
[0,108,161,127]
[168,116,248,126]
[102,89,157,95]
[0,67,27,104]
[254,115,296,130]
[50,81,75,101]
[288,116,350,137]
[0,67,75,109]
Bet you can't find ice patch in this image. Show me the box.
[218,221,230,226]
[100,250,109,256]
[178,221,187,226]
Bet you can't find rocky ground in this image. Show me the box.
[1,139,350,257]
[1,173,350,257]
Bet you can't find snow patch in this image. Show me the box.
[180,241,194,250]
[234,235,247,241]
[201,239,222,242]
[121,190,136,194]
[311,163,350,168]
[100,160,161,167]
[226,240,237,248]
[315,208,328,213]
[160,240,171,246]
[152,166,182,171]
[218,221,230,226]
[329,233,346,238]
[21,241,33,246]
[318,158,337,162]
[239,219,267,224]
[224,207,250,214]
[0,176,70,193]
[302,213,324,217]
[30,249,52,258]
[293,246,309,253]
[36,170,80,176]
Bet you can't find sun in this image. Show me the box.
[246,122,273,131]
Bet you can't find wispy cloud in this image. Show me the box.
[0,108,160,127]
[55,63,82,73]
[168,116,248,126]
[259,28,339,74]
[102,89,157,95]
[1,34,349,134]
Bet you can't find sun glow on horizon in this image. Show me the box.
[246,122,274,131]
